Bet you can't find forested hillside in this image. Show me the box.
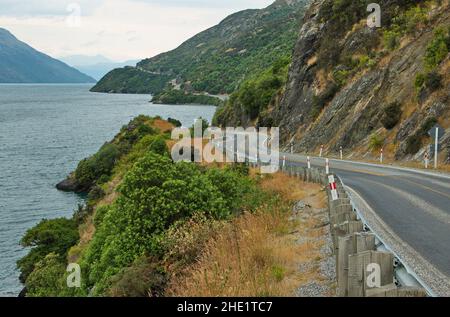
[91,0,309,96]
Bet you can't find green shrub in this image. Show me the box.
[383,4,429,51]
[381,102,402,130]
[332,69,350,86]
[80,153,259,294]
[88,185,106,201]
[167,118,182,127]
[383,29,401,50]
[231,57,290,120]
[75,143,120,190]
[107,257,167,297]
[369,134,384,151]
[415,73,426,90]
[93,205,111,227]
[415,71,442,93]
[425,27,449,70]
[271,265,285,282]
[405,134,422,154]
[24,253,67,297]
[424,71,442,91]
[17,218,79,283]
[148,135,169,156]
[151,89,222,106]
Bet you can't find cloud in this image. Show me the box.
[0,0,103,17]
[0,0,275,61]
[131,0,273,9]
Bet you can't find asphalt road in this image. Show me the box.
[282,153,450,278]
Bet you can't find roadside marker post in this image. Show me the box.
[325,158,330,175]
[320,145,324,158]
[427,124,444,170]
[290,142,294,154]
[424,152,429,169]
[282,155,286,170]
[380,148,383,164]
[434,127,438,169]
[307,156,311,169]
[328,175,339,201]
[340,146,343,160]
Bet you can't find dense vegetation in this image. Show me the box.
[151,89,223,106]
[66,116,171,192]
[91,1,308,96]
[19,116,275,297]
[415,26,449,95]
[90,67,170,94]
[214,56,291,126]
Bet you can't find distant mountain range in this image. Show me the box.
[91,0,309,95]
[0,28,96,83]
[59,55,140,81]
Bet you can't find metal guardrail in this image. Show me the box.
[338,176,435,297]
[217,140,434,296]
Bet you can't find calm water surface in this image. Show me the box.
[0,84,215,296]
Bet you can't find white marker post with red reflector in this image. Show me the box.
[380,148,384,164]
[325,158,330,174]
[340,146,343,160]
[307,156,311,169]
[425,152,429,169]
[328,175,339,201]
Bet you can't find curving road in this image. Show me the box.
[282,153,450,280]
[215,133,450,294]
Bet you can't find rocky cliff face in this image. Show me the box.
[274,0,450,161]
[229,0,450,162]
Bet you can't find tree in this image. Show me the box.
[25,253,66,297]
[17,218,79,283]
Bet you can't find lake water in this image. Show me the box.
[0,84,216,296]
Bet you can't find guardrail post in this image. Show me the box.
[337,233,376,296]
[348,250,394,297]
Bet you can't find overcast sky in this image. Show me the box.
[0,0,274,62]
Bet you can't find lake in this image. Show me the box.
[0,84,216,296]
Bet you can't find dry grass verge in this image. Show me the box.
[167,172,333,297]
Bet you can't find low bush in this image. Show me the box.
[75,143,120,190]
[167,118,182,127]
[424,71,442,91]
[381,101,402,130]
[369,134,384,151]
[108,257,167,297]
[425,27,449,70]
[405,134,422,155]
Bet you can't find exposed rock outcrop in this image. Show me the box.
[274,0,450,160]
